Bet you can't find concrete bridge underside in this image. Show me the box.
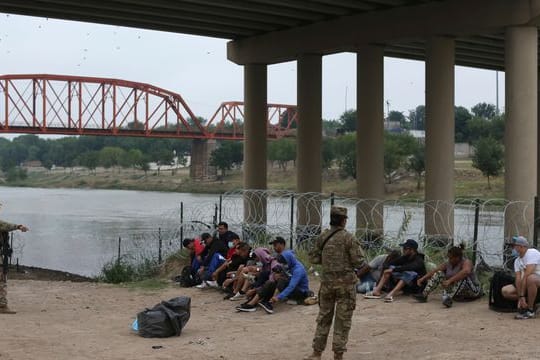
[4,0,540,240]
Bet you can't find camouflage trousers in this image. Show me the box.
[0,277,7,308]
[312,281,356,354]
[422,271,482,300]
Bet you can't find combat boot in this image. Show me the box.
[0,306,16,314]
[334,352,344,360]
[303,351,322,360]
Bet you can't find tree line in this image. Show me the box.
[210,102,505,188]
[0,102,504,188]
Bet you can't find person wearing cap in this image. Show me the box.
[355,249,401,294]
[501,236,540,319]
[305,205,364,360]
[269,236,287,255]
[414,244,482,307]
[0,218,29,314]
[365,239,426,302]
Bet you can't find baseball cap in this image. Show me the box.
[399,239,419,250]
[330,205,348,218]
[269,236,286,245]
[509,236,530,247]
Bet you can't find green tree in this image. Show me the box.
[78,151,100,174]
[408,105,425,130]
[334,133,356,179]
[322,137,335,170]
[472,137,504,189]
[471,102,497,120]
[384,132,418,184]
[338,109,357,133]
[99,146,126,170]
[467,117,491,143]
[455,106,472,143]
[322,119,341,137]
[268,138,296,171]
[407,144,425,190]
[210,141,243,177]
[387,111,407,129]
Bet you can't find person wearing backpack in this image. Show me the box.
[501,236,540,319]
[304,206,365,360]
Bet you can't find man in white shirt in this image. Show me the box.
[501,236,540,319]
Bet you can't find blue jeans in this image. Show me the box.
[202,253,226,281]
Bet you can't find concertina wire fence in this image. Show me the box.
[113,190,534,271]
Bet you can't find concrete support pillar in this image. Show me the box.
[189,139,217,180]
[243,64,267,229]
[356,45,385,239]
[505,26,537,240]
[296,54,322,238]
[424,37,455,243]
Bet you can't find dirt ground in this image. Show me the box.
[0,279,537,360]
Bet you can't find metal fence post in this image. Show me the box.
[213,204,218,227]
[330,192,335,206]
[158,227,162,264]
[219,194,223,223]
[290,193,295,249]
[472,199,480,266]
[534,196,539,248]
[117,237,121,265]
[180,202,184,244]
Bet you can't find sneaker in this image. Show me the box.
[0,306,16,314]
[442,295,453,308]
[515,309,536,320]
[205,280,218,288]
[195,282,207,289]
[236,303,257,312]
[304,296,318,306]
[230,292,246,301]
[259,301,274,314]
[413,293,428,303]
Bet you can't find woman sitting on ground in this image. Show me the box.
[414,244,482,307]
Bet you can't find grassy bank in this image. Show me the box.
[2,159,504,200]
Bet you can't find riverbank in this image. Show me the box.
[2,159,504,200]
[2,279,533,360]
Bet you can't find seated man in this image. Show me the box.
[501,236,540,319]
[212,242,251,292]
[366,239,426,302]
[182,237,205,270]
[356,249,401,293]
[197,232,228,288]
[414,244,482,307]
[236,250,312,313]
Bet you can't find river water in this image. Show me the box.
[0,187,506,276]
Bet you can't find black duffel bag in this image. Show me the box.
[137,296,191,338]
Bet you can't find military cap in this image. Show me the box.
[330,205,348,218]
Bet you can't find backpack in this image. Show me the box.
[137,296,191,338]
[175,265,201,287]
[488,271,517,312]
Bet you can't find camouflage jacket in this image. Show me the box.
[0,220,18,233]
[309,225,365,284]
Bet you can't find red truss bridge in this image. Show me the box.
[0,74,298,140]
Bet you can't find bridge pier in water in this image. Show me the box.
[189,139,217,180]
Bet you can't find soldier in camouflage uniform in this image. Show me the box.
[305,206,365,360]
[0,218,29,314]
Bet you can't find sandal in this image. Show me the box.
[384,296,394,303]
[363,294,381,299]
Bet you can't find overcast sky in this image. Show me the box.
[0,12,505,121]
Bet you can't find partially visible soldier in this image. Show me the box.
[305,206,364,360]
[0,215,29,314]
